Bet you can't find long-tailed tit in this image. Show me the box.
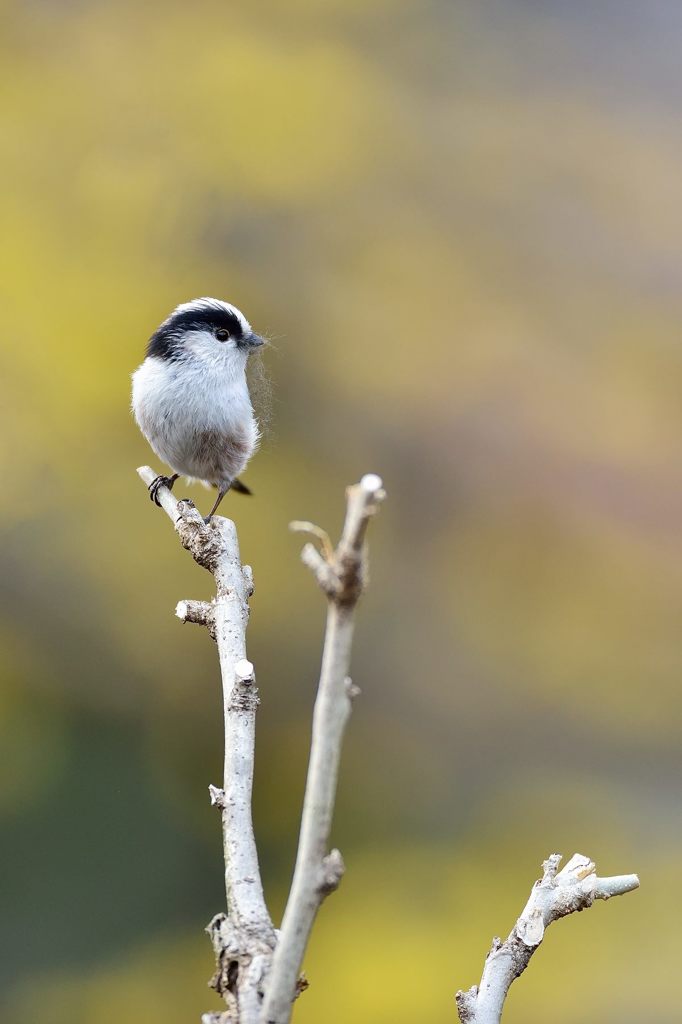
[131,297,265,521]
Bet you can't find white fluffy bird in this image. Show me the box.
[131,297,265,521]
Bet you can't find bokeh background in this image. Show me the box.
[1,1,681,1021]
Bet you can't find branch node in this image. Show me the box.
[209,784,226,809]
[516,909,544,947]
[289,520,335,560]
[559,852,595,881]
[242,564,254,596]
[359,473,386,502]
[295,973,310,998]
[319,849,345,896]
[235,659,255,684]
[300,542,341,596]
[228,659,259,712]
[455,986,478,1024]
[344,676,361,700]
[542,852,563,882]
[176,599,215,628]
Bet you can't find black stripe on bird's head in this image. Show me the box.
[146,297,251,361]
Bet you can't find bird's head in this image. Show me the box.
[146,297,265,365]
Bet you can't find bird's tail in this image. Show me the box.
[231,477,253,496]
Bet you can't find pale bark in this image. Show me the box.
[455,853,640,1024]
[260,474,386,1024]
[136,469,637,1024]
[137,468,384,1024]
[137,468,274,1024]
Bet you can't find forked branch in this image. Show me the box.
[455,853,640,1024]
[137,471,636,1024]
[137,468,384,1024]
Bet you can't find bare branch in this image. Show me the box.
[260,474,386,1024]
[455,853,640,1024]
[137,467,274,1024]
[138,467,637,1024]
[289,521,334,560]
[176,599,215,637]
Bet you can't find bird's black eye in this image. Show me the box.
[215,328,230,342]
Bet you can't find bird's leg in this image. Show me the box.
[148,473,179,506]
[204,485,230,524]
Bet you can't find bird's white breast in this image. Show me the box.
[131,347,259,485]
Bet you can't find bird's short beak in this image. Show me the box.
[246,332,265,349]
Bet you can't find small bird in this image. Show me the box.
[131,297,265,521]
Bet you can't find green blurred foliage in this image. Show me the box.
[1,0,680,1020]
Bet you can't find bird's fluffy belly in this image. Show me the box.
[132,356,258,486]
[166,424,252,485]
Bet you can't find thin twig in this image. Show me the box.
[455,853,640,1024]
[137,467,274,1024]
[260,474,386,1024]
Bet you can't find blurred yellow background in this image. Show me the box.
[1,1,680,1021]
